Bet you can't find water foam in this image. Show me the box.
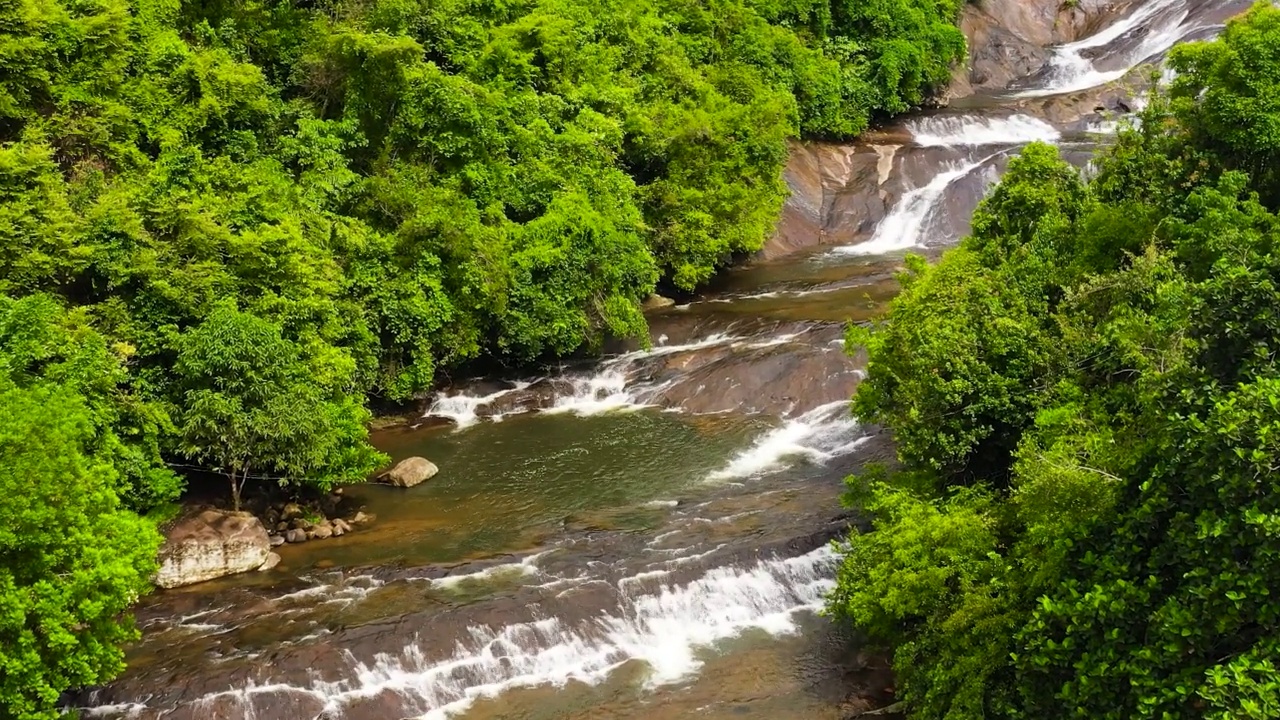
[321,547,837,719]
[706,400,865,481]
[834,157,994,257]
[425,382,533,428]
[1017,0,1192,97]
[167,547,838,719]
[908,114,1061,147]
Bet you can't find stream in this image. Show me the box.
[76,2,1250,718]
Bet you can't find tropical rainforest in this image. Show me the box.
[0,0,967,714]
[832,4,1280,719]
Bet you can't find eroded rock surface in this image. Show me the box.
[155,510,271,588]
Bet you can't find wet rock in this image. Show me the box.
[275,521,289,533]
[289,517,310,531]
[311,523,334,541]
[281,502,304,521]
[333,518,352,534]
[286,528,308,543]
[257,552,281,572]
[380,456,439,488]
[269,534,285,547]
[350,511,372,525]
[642,293,676,311]
[154,510,271,589]
[762,142,890,260]
[331,522,345,537]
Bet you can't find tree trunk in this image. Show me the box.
[229,465,250,512]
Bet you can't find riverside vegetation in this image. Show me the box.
[0,0,968,714]
[832,4,1280,719]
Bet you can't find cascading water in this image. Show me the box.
[706,400,866,481]
[1016,0,1200,97]
[833,155,998,257]
[907,115,1062,147]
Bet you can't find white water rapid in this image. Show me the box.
[1017,0,1203,97]
[188,547,839,720]
[907,114,1062,147]
[834,156,997,257]
[707,400,866,481]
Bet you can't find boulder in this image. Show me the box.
[286,528,308,543]
[380,457,438,488]
[257,552,281,572]
[641,293,676,311]
[154,510,271,589]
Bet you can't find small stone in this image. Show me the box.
[311,523,333,540]
[269,534,286,547]
[257,552,281,572]
[331,523,344,537]
[290,517,310,531]
[276,521,289,533]
[332,518,352,534]
[350,511,371,525]
[286,528,308,543]
[281,502,305,521]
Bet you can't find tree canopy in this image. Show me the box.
[830,4,1280,718]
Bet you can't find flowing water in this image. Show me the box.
[75,3,1250,718]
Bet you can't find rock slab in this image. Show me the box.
[155,510,270,589]
[381,456,439,488]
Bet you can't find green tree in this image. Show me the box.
[173,303,385,510]
[0,384,161,719]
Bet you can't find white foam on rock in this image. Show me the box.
[1016,0,1194,98]
[706,400,865,481]
[908,114,1062,147]
[178,547,839,720]
[834,156,993,257]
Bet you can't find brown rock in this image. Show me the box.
[154,510,271,589]
[350,511,372,525]
[641,293,676,311]
[379,456,438,488]
[281,502,304,521]
[257,552,281,572]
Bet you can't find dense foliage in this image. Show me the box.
[0,297,161,717]
[0,0,966,714]
[0,0,965,512]
[830,4,1280,719]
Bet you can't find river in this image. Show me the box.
[75,1,1249,718]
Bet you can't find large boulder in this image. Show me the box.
[380,456,439,488]
[155,510,271,589]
